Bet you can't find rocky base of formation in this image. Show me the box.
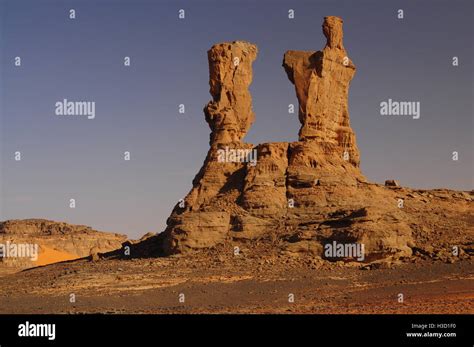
[153,185,473,265]
[0,219,126,273]
[153,16,473,264]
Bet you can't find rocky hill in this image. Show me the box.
[0,219,126,273]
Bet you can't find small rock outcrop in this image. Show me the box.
[158,16,473,264]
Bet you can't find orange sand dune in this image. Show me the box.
[34,245,79,266]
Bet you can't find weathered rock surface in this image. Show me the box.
[204,41,257,146]
[0,219,126,273]
[161,41,258,253]
[157,16,473,265]
[283,16,360,167]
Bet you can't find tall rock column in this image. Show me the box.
[283,16,360,167]
[186,41,257,208]
[162,41,258,254]
[205,41,257,146]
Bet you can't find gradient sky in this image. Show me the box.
[1,0,472,238]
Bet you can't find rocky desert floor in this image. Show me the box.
[0,249,472,314]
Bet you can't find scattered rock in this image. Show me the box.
[385,180,400,187]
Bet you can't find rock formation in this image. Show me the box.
[158,16,473,264]
[162,41,257,252]
[283,16,360,167]
[0,219,126,273]
[204,41,257,146]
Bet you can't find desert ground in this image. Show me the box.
[0,248,472,314]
